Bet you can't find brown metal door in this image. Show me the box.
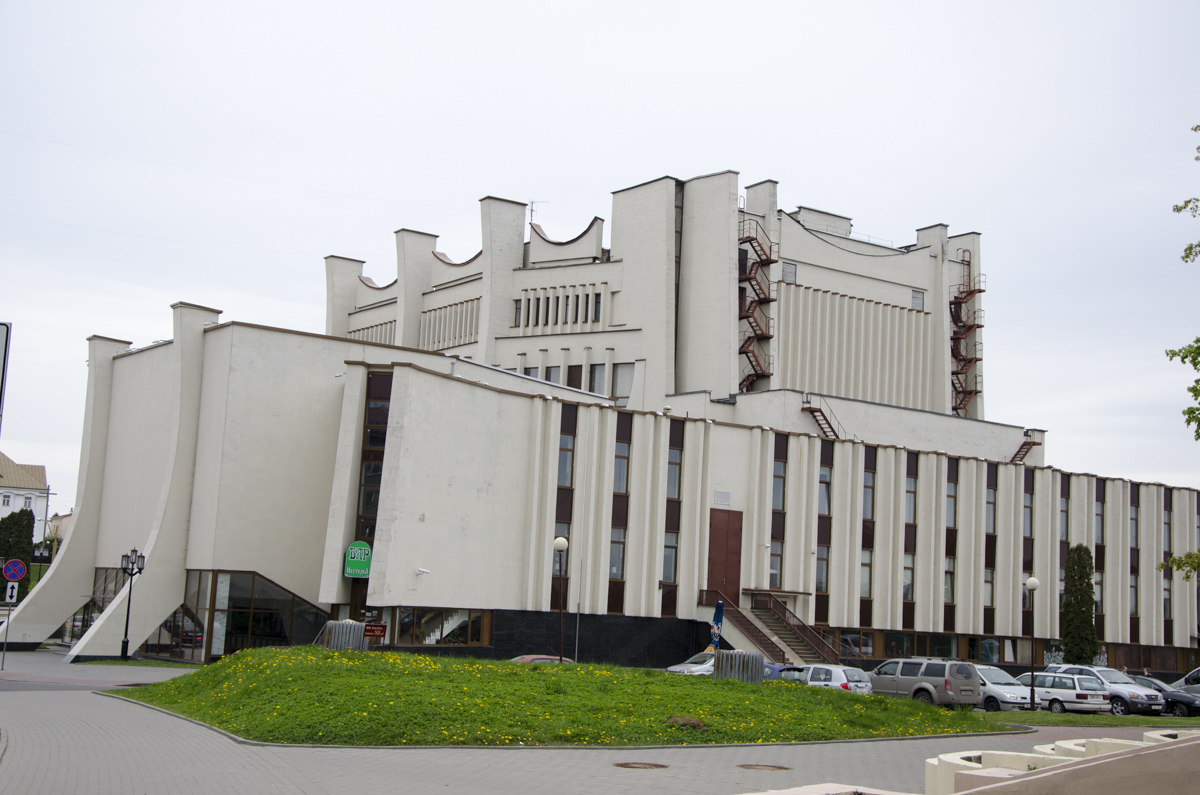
[707,509,743,599]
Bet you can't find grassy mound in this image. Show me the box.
[117,646,1001,746]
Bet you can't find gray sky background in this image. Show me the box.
[2,1,1198,518]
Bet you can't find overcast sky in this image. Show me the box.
[2,2,1198,517]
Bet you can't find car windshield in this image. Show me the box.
[980,668,1021,686]
[1097,668,1135,685]
[1139,677,1173,692]
[684,653,714,665]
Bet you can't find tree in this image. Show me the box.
[1160,550,1200,582]
[1168,126,1200,440]
[0,508,36,602]
[1061,544,1099,665]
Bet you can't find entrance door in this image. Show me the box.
[707,509,743,600]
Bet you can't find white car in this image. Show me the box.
[976,665,1040,711]
[1042,665,1163,715]
[798,664,873,694]
[1017,671,1108,713]
[666,651,715,675]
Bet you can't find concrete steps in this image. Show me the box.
[752,608,823,665]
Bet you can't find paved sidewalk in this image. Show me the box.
[0,647,196,687]
[0,651,1166,794]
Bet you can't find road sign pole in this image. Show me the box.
[2,581,16,672]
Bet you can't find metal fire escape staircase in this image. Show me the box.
[738,217,778,393]
[949,266,986,416]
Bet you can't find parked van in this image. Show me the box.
[869,658,981,707]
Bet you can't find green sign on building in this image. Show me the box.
[344,541,372,578]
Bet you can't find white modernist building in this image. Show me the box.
[3,171,1197,674]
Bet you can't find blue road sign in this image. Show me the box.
[4,560,26,581]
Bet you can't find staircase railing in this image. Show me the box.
[697,590,787,663]
[738,217,779,264]
[749,592,847,664]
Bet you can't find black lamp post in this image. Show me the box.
[1025,576,1039,710]
[120,547,146,661]
[553,536,568,663]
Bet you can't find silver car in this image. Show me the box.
[1043,664,1163,716]
[800,664,873,694]
[666,651,714,675]
[869,658,981,706]
[976,665,1040,711]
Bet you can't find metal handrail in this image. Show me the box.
[697,589,787,663]
[953,273,987,298]
[738,217,779,263]
[750,592,847,664]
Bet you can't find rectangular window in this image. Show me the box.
[983,569,994,608]
[782,261,797,284]
[911,289,925,311]
[533,297,540,326]
[860,549,873,598]
[816,545,829,594]
[944,558,956,604]
[905,477,917,524]
[667,449,682,500]
[1022,582,1034,611]
[553,296,559,325]
[513,299,521,327]
[1060,496,1069,541]
[610,528,626,579]
[946,482,957,529]
[23,495,32,509]
[553,522,570,575]
[357,373,392,541]
[863,471,875,521]
[524,366,539,379]
[562,295,570,323]
[819,466,832,516]
[593,293,601,322]
[1164,508,1172,551]
[986,488,996,534]
[772,460,786,512]
[1128,482,1137,552]
[589,363,605,395]
[0,495,7,507]
[1130,574,1139,616]
[769,540,783,589]
[545,366,561,385]
[662,531,678,583]
[1094,571,1104,614]
[524,298,531,327]
[1164,578,1173,620]
[902,553,915,601]
[1023,492,1033,538]
[557,434,574,487]
[1059,566,1066,609]
[612,362,634,407]
[614,441,630,495]
[1095,479,1106,545]
[573,295,580,324]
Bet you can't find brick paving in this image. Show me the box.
[0,651,1167,794]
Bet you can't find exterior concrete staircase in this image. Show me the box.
[751,608,824,665]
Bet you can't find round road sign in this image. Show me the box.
[4,560,27,581]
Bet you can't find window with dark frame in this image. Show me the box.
[357,372,392,542]
[661,419,684,615]
[1130,485,1140,549]
[770,433,787,589]
[1095,479,1106,545]
[1163,488,1172,553]
[552,405,578,607]
[609,411,633,614]
[513,299,521,327]
[593,293,601,323]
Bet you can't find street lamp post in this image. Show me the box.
[120,547,146,661]
[553,536,568,663]
[1025,576,1039,710]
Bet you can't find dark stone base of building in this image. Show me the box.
[1,641,42,652]
[380,611,714,669]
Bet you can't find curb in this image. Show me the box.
[96,691,1036,751]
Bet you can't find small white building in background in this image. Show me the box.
[0,450,48,535]
[2,171,1197,674]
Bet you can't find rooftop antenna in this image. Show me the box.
[529,199,548,226]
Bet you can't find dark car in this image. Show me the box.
[1132,675,1200,717]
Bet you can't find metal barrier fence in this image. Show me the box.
[313,619,367,651]
[713,649,765,684]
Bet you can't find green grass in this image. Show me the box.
[80,659,201,668]
[983,710,1200,728]
[115,646,1003,746]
